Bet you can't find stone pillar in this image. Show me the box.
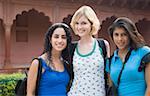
[3,23,12,68]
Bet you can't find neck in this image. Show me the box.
[119,48,128,54]
[51,49,61,60]
[118,48,129,62]
[80,35,94,44]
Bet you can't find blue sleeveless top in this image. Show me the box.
[38,58,70,96]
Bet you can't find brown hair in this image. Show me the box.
[108,17,145,49]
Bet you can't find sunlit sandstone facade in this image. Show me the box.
[0,0,150,69]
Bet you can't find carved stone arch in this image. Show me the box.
[62,14,79,41]
[98,16,117,54]
[62,14,72,26]
[136,18,150,45]
[12,8,51,23]
[0,19,5,68]
[13,8,52,27]
[11,8,53,67]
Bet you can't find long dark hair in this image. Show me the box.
[108,17,145,50]
[43,23,72,64]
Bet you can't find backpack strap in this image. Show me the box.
[117,49,132,87]
[32,58,42,95]
[69,42,77,90]
[97,39,107,58]
[138,52,150,72]
[70,42,77,71]
[97,39,109,92]
[70,42,78,59]
[109,54,114,71]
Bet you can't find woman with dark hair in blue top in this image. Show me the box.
[27,23,72,96]
[107,17,150,96]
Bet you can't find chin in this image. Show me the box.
[56,48,65,51]
[78,34,86,37]
[118,47,127,50]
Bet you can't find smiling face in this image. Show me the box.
[50,28,67,52]
[74,15,92,37]
[113,27,130,50]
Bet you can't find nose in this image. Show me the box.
[58,37,63,42]
[77,24,82,30]
[118,35,122,41]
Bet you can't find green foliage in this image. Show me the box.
[0,73,26,96]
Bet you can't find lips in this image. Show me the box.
[56,44,64,47]
[117,41,125,45]
[55,43,65,48]
[117,43,124,46]
[78,31,84,34]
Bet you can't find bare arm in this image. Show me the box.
[27,59,39,96]
[145,62,150,96]
[104,39,110,58]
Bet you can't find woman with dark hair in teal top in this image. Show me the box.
[27,23,72,96]
[107,17,150,96]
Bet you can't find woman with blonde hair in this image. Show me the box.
[68,5,110,96]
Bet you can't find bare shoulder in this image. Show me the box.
[103,39,110,47]
[30,53,46,68]
[103,39,110,51]
[30,59,40,68]
[146,62,150,70]
[145,62,150,83]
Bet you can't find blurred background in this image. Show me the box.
[0,0,150,72]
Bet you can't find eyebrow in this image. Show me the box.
[53,34,66,36]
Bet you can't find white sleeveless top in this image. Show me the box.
[68,39,105,96]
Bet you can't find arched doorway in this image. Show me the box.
[136,18,150,46]
[98,16,117,54]
[11,9,52,67]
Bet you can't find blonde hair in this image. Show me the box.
[70,5,100,35]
